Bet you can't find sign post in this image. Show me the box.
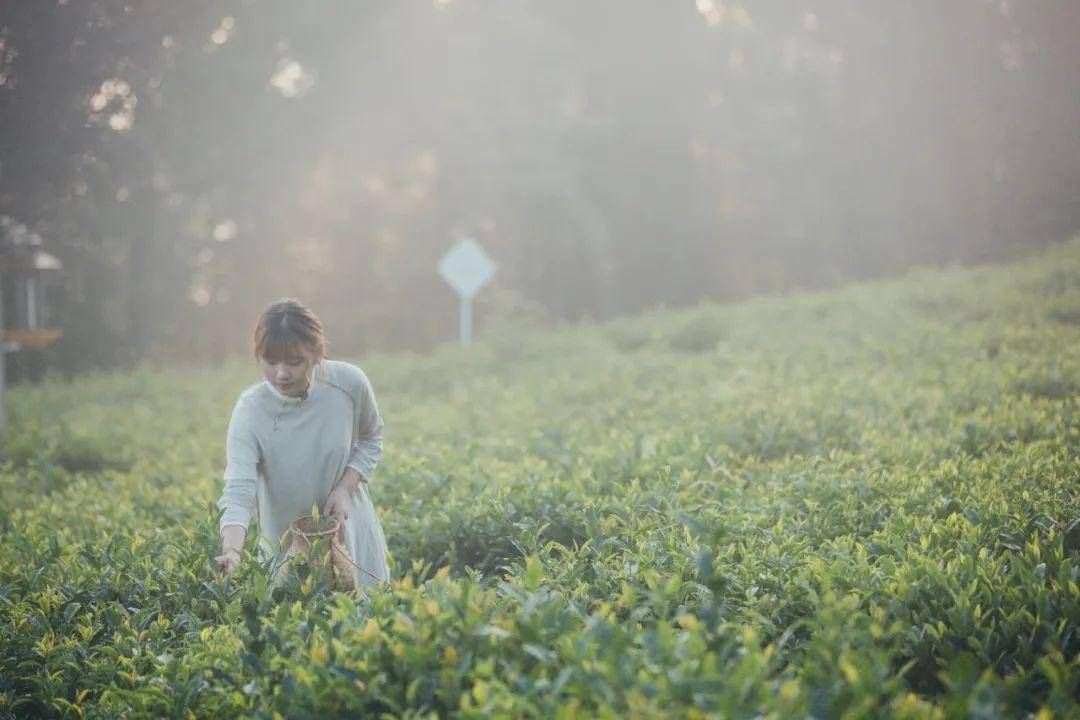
[437,238,496,346]
[459,295,474,346]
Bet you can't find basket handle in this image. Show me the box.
[330,533,384,582]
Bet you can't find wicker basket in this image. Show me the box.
[275,514,358,591]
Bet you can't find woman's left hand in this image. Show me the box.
[323,484,352,520]
[323,468,367,520]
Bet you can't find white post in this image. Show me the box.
[438,238,495,348]
[460,296,473,346]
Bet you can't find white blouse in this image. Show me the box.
[217,358,390,587]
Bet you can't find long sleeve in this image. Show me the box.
[217,398,259,532]
[344,368,384,483]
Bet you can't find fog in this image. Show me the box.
[1,0,1078,375]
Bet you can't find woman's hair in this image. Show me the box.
[252,298,328,365]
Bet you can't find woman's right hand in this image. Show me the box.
[215,548,242,576]
[217,525,247,577]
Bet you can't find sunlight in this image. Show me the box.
[269,58,314,98]
[211,16,235,46]
[696,0,727,27]
[187,283,212,307]
[213,219,238,242]
[89,77,136,134]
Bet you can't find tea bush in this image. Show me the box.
[1,239,1078,718]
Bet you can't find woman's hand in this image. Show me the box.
[323,484,353,520]
[215,548,242,576]
[217,525,246,577]
[323,468,366,520]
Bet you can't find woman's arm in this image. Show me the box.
[216,478,253,575]
[326,366,382,519]
[216,524,246,575]
[216,398,259,575]
[344,367,384,483]
[218,474,257,529]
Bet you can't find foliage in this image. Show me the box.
[2,1,1080,369]
[0,240,1078,717]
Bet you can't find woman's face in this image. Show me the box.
[260,344,317,397]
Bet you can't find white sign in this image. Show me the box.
[438,238,495,299]
[438,238,496,345]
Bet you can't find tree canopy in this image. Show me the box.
[1,0,1077,373]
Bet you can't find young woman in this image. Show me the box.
[214,298,390,588]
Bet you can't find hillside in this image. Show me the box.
[1,239,1077,718]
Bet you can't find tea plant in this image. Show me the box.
[1,239,1077,718]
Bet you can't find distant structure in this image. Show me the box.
[1,216,63,430]
[438,238,496,346]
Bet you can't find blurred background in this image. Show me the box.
[0,0,1077,379]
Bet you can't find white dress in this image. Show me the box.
[217,359,390,588]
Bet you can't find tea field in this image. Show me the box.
[1,240,1078,718]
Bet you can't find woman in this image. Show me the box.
[214,298,390,589]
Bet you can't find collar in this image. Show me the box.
[264,362,320,405]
